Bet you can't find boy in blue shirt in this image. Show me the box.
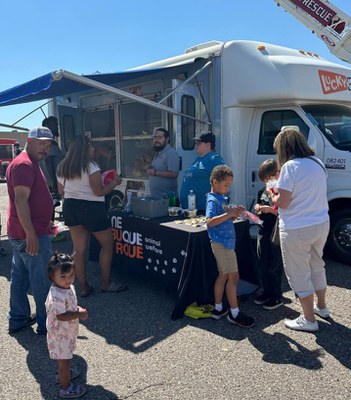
[206,165,255,328]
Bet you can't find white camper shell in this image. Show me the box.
[1,39,351,264]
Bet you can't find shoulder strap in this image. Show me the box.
[307,156,327,174]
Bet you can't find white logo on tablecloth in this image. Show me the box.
[145,237,163,255]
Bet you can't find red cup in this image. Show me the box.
[102,169,118,185]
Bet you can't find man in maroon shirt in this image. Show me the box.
[6,126,54,335]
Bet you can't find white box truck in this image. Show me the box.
[1,39,351,264]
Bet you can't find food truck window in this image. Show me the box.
[258,110,309,154]
[62,115,75,152]
[120,102,160,179]
[85,109,115,138]
[181,95,195,150]
[91,139,116,173]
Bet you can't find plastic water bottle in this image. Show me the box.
[188,190,196,210]
[124,190,133,213]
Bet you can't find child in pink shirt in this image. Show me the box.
[45,253,88,399]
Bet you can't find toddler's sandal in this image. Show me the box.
[56,367,80,384]
[59,384,86,398]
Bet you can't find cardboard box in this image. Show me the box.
[131,196,169,218]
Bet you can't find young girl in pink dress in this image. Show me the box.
[46,253,88,398]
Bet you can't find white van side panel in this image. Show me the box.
[221,41,351,107]
[221,107,255,208]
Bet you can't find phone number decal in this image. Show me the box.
[325,158,346,170]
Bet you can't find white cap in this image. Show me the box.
[28,126,54,140]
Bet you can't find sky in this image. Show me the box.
[1,0,351,131]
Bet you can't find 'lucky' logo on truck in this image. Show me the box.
[318,70,350,94]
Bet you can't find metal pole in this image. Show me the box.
[53,70,211,126]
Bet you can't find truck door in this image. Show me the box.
[247,107,325,210]
[173,79,202,182]
[58,105,83,153]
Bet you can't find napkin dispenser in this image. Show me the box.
[131,196,169,218]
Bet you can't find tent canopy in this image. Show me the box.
[0,67,172,107]
[0,58,212,127]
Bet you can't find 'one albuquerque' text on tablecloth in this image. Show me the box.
[111,215,143,259]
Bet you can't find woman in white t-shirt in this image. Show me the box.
[272,126,330,333]
[57,135,127,297]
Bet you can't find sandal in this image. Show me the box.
[59,384,86,398]
[56,367,80,384]
[101,282,128,293]
[80,285,93,298]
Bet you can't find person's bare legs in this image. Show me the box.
[57,359,71,390]
[92,228,114,290]
[315,287,327,309]
[214,273,228,305]
[226,271,239,309]
[69,225,89,295]
[299,293,316,322]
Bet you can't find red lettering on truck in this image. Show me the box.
[291,0,335,26]
[319,70,349,94]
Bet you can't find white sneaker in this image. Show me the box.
[284,315,319,332]
[314,304,330,319]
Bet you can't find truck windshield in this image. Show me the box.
[303,105,351,150]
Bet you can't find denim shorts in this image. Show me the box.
[63,198,110,232]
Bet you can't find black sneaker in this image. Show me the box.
[263,298,283,310]
[211,308,229,320]
[227,311,255,328]
[253,294,270,305]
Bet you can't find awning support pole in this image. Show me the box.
[12,100,52,126]
[157,60,213,104]
[0,122,30,131]
[53,70,210,126]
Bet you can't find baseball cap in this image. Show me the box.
[194,132,216,144]
[28,126,54,141]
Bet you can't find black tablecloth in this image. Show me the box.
[89,212,259,320]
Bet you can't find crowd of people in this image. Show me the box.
[4,122,330,398]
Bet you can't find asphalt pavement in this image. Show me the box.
[0,182,350,400]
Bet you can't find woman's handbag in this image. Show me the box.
[271,218,280,245]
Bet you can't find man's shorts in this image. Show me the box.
[63,198,110,232]
[211,242,238,274]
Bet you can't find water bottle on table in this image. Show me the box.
[188,190,196,210]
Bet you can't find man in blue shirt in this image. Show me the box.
[180,132,224,212]
[147,128,180,199]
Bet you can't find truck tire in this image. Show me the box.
[106,190,124,211]
[326,209,351,265]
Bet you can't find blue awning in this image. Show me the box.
[0,66,179,107]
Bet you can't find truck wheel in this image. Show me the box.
[106,190,124,211]
[327,209,351,265]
